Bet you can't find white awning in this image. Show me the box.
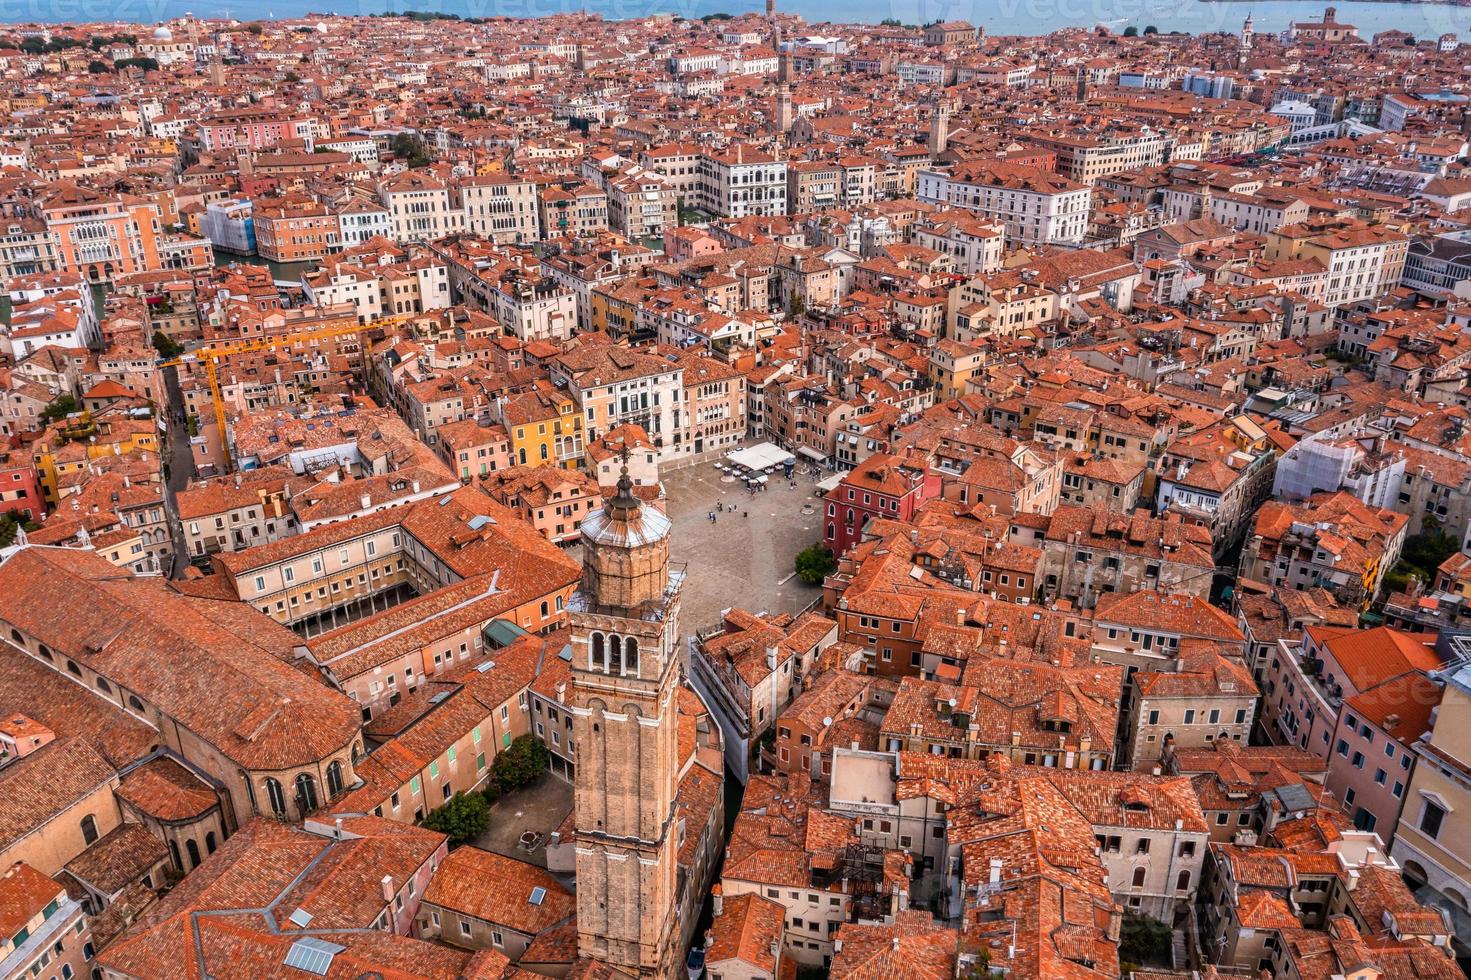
[726,442,795,471]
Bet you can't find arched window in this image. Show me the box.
[66,660,82,678]
[295,773,319,815]
[37,645,51,662]
[1176,870,1191,892]
[205,832,217,855]
[326,760,344,798]
[128,695,145,713]
[608,635,622,675]
[1131,867,1146,888]
[168,840,181,870]
[625,637,639,674]
[590,632,605,670]
[8,628,20,645]
[540,601,549,618]
[185,839,201,868]
[95,677,111,695]
[80,814,98,846]
[264,778,286,816]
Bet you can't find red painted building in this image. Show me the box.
[0,449,42,521]
[824,451,938,556]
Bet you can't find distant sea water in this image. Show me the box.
[0,0,1468,40]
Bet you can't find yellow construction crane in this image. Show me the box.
[159,311,419,473]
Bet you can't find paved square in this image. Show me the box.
[475,775,574,869]
[661,456,827,632]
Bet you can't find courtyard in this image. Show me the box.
[475,775,573,872]
[661,456,827,632]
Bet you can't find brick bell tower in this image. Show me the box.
[569,460,685,978]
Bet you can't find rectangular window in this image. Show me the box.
[1422,801,1446,839]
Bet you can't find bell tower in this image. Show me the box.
[569,461,684,978]
[775,85,795,134]
[928,97,952,155]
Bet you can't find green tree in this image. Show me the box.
[422,792,489,845]
[1387,527,1460,596]
[87,60,110,73]
[152,330,183,359]
[490,734,550,793]
[0,516,38,548]
[1143,25,1158,35]
[1122,25,1139,37]
[1119,912,1171,966]
[794,544,837,585]
[1383,565,1414,596]
[390,133,432,168]
[40,394,80,423]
